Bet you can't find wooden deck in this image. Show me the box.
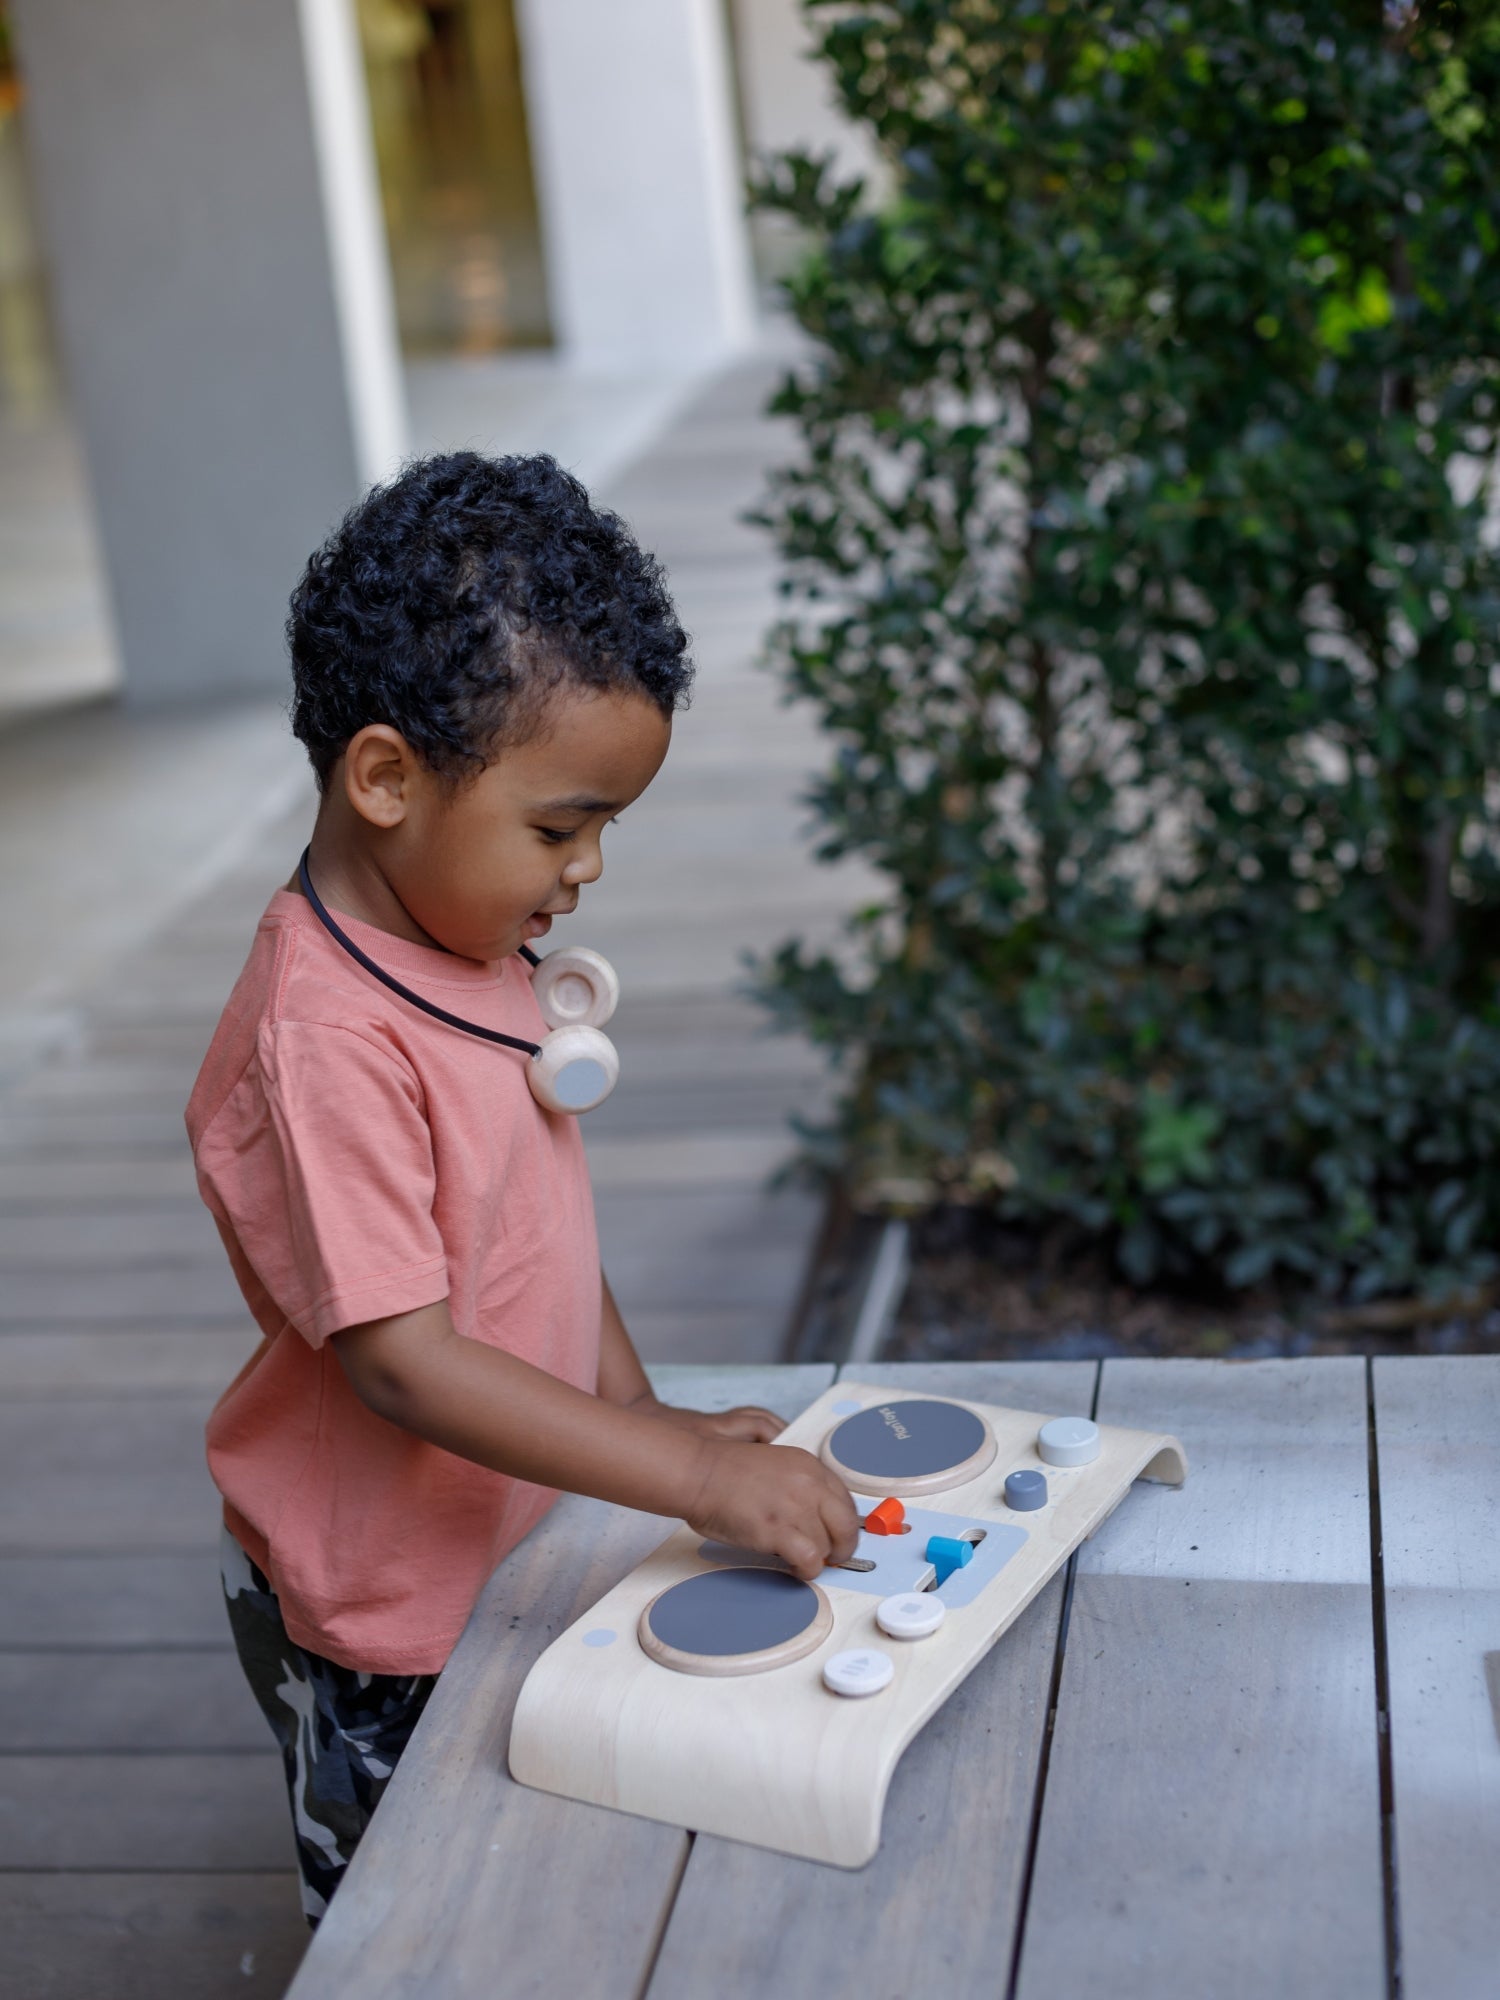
[0,359,867,1997]
[287,1357,1500,2000]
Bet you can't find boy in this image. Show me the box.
[186,452,859,1923]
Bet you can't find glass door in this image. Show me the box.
[357,0,551,354]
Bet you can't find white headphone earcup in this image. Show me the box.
[530,946,620,1032]
[527,1024,619,1115]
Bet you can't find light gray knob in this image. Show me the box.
[1005,1469,1048,1510]
[1038,1417,1100,1467]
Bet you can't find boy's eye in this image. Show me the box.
[538,816,621,845]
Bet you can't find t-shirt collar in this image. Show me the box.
[268,888,512,989]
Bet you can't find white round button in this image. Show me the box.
[1037,1416,1101,1467]
[876,1592,946,1641]
[823,1648,895,1697]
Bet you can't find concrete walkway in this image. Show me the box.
[0,357,867,1996]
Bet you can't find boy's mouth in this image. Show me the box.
[523,896,578,941]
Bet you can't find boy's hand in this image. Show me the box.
[633,1393,784,1445]
[332,1300,856,1572]
[683,1439,860,1581]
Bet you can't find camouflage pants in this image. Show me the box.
[219,1527,438,1927]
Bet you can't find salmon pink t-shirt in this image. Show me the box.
[185,887,602,1673]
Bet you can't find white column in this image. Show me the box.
[729,0,883,186]
[515,0,756,371]
[9,0,405,704]
[296,0,406,487]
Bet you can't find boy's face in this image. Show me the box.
[344,685,672,962]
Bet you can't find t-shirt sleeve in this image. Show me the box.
[198,1018,449,1347]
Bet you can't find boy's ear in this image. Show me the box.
[342,725,417,829]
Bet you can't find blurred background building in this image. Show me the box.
[0,0,877,715]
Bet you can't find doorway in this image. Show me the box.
[357,0,552,354]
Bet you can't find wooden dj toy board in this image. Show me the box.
[508,1382,1188,1868]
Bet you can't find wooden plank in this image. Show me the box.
[0,1552,227,1647]
[642,1363,834,1415]
[603,991,810,1040]
[287,1365,835,2000]
[63,1020,216,1061]
[0,1107,196,1154]
[583,1071,828,1141]
[0,1873,307,2000]
[13,1060,200,1104]
[612,1309,791,1367]
[0,1752,293,1869]
[1015,1359,1385,2000]
[583,1132,798,1193]
[597,949,843,1012]
[0,1650,264,1751]
[596,1185,820,1315]
[609,1027,803,1075]
[58,1002,223,1037]
[0,1155,199,1204]
[0,1206,222,1267]
[1374,1356,1500,2000]
[0,1397,221,1551]
[0,1262,247,1325]
[0,1327,256,1398]
[646,1362,1097,2000]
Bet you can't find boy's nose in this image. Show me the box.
[563,847,604,887]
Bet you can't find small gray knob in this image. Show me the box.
[1038,1417,1100,1467]
[1005,1469,1048,1511]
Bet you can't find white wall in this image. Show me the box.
[515,0,757,371]
[729,0,884,186]
[9,0,405,703]
[297,0,407,487]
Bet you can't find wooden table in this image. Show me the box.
[287,1358,1499,2000]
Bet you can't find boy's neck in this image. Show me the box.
[291,821,452,957]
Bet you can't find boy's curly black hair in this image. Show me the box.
[288,451,692,790]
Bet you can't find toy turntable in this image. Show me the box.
[510,1382,1187,1867]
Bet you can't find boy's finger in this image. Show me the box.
[820,1490,860,1562]
[776,1530,826,1581]
[714,1406,783,1441]
[740,1405,786,1436]
[818,1465,861,1544]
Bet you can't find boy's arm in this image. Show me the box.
[332,1299,858,1578]
[594,1271,787,1444]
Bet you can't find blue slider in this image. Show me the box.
[924,1535,975,1588]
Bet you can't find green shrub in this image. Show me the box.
[752,0,1500,1302]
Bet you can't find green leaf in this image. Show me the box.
[749,0,1500,1314]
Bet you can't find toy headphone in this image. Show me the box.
[297,849,621,1115]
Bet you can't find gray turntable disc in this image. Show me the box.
[645,1567,820,1657]
[821,1398,997,1495]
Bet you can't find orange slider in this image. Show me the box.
[862,1497,906,1536]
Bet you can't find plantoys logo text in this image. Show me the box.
[878,1406,910,1442]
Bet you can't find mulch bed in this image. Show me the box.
[892,1200,1500,1360]
[882,1207,1500,1363]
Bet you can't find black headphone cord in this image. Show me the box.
[296,847,543,1059]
